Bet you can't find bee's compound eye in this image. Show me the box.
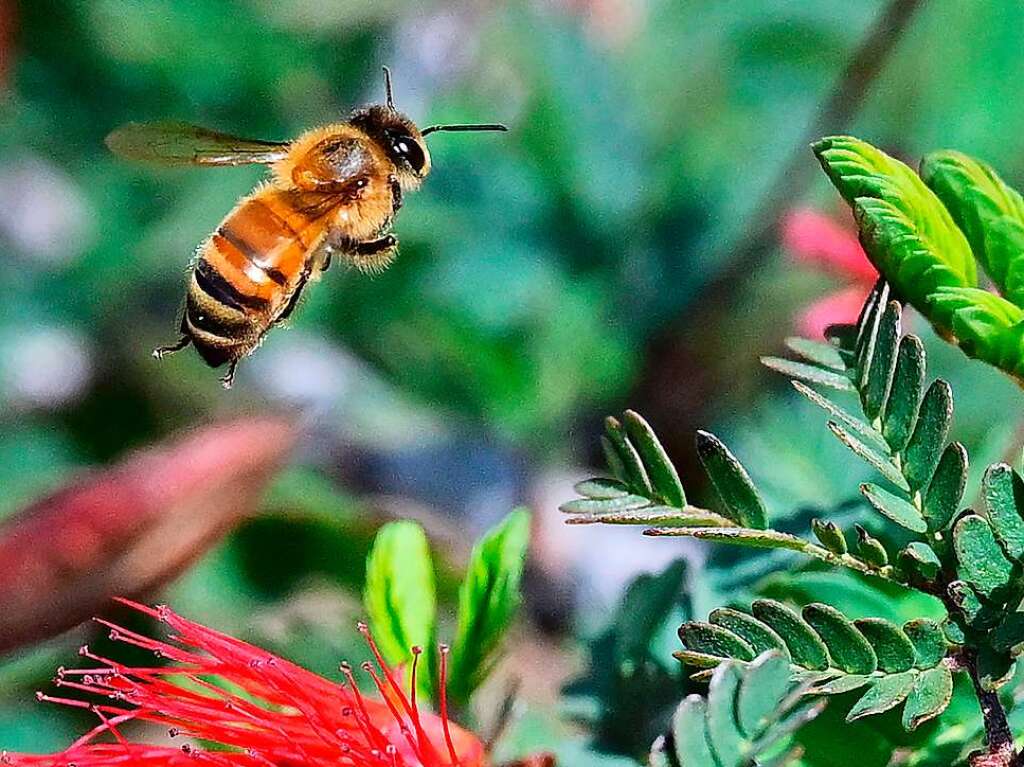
[388,132,426,174]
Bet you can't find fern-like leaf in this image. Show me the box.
[676,601,951,730]
[651,652,824,767]
[560,410,758,529]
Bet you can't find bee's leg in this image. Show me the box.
[353,234,397,256]
[220,359,239,390]
[152,335,191,360]
[349,234,398,273]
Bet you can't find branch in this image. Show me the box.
[954,649,1019,767]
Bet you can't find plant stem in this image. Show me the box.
[961,649,1019,767]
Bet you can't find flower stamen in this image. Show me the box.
[438,645,461,767]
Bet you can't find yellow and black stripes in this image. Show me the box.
[179,189,334,369]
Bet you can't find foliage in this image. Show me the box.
[815,136,1024,386]
[11,3,1024,765]
[449,508,531,706]
[679,602,951,730]
[362,510,530,709]
[364,520,438,698]
[564,560,690,760]
[562,274,1024,763]
[650,652,824,767]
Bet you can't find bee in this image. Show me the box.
[106,67,506,388]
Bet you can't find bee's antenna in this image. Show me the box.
[421,123,508,136]
[382,66,395,110]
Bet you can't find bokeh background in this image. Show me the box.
[3,1,1024,764]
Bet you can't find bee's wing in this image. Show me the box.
[105,121,290,166]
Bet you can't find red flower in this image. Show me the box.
[2,601,487,767]
[781,207,878,338]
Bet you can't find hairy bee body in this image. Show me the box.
[185,188,329,367]
[105,68,505,387]
[183,122,404,370]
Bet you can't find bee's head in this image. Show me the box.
[352,67,507,190]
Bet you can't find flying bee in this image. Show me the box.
[106,67,506,388]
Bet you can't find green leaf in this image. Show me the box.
[761,356,855,391]
[668,653,821,767]
[901,666,954,730]
[860,483,927,533]
[675,650,727,669]
[926,287,1024,378]
[803,603,877,675]
[695,431,768,529]
[947,580,1000,630]
[710,609,789,658]
[920,150,1024,306]
[903,619,948,668]
[604,416,652,495]
[899,542,941,581]
[560,495,651,514]
[953,514,1014,597]
[942,617,966,645]
[923,442,968,533]
[853,619,915,672]
[751,600,829,670]
[564,506,733,528]
[736,652,792,736]
[825,322,858,358]
[902,380,953,492]
[784,337,845,370]
[855,281,890,381]
[847,671,916,721]
[828,422,907,490]
[813,675,870,695]
[449,509,530,705]
[792,380,883,449]
[813,137,975,318]
[622,410,686,507]
[705,663,744,767]
[863,301,901,421]
[363,521,437,696]
[573,478,630,499]
[672,695,716,766]
[614,560,688,666]
[600,435,628,483]
[678,623,755,662]
[983,463,1024,561]
[882,335,925,452]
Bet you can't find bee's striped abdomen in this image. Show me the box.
[182,190,331,367]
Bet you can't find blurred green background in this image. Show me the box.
[4,1,1024,764]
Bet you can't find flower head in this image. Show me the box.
[2,601,486,767]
